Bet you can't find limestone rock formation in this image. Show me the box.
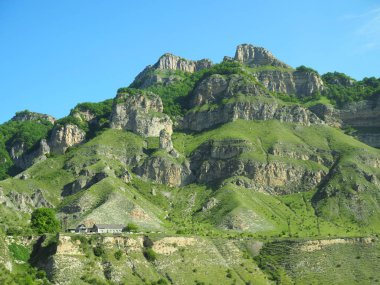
[9,139,50,169]
[190,140,326,194]
[230,44,325,97]
[134,156,193,187]
[110,91,173,137]
[132,53,212,88]
[72,109,97,123]
[159,129,174,152]
[11,110,56,124]
[155,53,212,72]
[309,94,380,148]
[234,44,291,68]
[0,188,52,213]
[49,124,86,154]
[190,74,269,107]
[255,69,324,97]
[183,100,323,131]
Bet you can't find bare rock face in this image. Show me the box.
[231,44,324,97]
[0,188,52,213]
[234,44,291,68]
[134,156,193,187]
[190,74,268,107]
[181,72,323,131]
[73,109,96,123]
[159,129,176,154]
[255,70,324,98]
[293,70,324,97]
[190,140,326,194]
[309,94,380,148]
[155,53,212,73]
[308,103,342,127]
[183,100,322,131]
[9,139,50,170]
[110,91,173,137]
[49,124,86,154]
[11,110,56,124]
[338,95,380,148]
[132,53,212,88]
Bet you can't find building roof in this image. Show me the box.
[93,224,124,229]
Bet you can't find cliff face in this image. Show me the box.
[182,101,322,131]
[255,69,324,97]
[9,139,50,170]
[231,44,325,97]
[134,155,193,187]
[49,124,86,155]
[309,94,380,148]
[155,53,212,73]
[190,139,326,194]
[132,53,213,88]
[11,111,56,124]
[181,72,322,131]
[234,44,291,68]
[110,91,173,137]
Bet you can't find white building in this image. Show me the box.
[91,224,124,234]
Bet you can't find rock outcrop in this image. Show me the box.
[155,53,212,73]
[183,100,323,131]
[134,155,193,187]
[180,71,323,132]
[11,110,56,124]
[9,139,50,169]
[309,94,380,148]
[132,53,212,88]
[190,74,269,107]
[190,140,326,194]
[255,69,324,97]
[229,44,325,97]
[49,124,86,154]
[234,44,291,68]
[0,188,52,213]
[110,91,173,137]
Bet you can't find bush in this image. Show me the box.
[123,223,138,232]
[114,250,123,260]
[143,248,157,262]
[93,244,105,257]
[30,208,60,234]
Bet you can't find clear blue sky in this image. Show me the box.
[1,0,379,123]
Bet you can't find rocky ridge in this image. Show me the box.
[132,53,212,88]
[11,111,56,124]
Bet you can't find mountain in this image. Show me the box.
[0,44,379,285]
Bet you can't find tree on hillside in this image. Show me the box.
[30,208,60,234]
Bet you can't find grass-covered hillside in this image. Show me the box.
[0,44,379,284]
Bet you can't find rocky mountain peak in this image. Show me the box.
[11,110,56,124]
[234,44,291,68]
[154,53,213,73]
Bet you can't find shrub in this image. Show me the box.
[30,208,60,234]
[114,250,123,260]
[93,244,105,257]
[143,248,157,262]
[123,223,138,232]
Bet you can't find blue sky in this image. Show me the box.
[0,0,379,123]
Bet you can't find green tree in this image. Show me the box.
[123,222,138,232]
[30,208,60,234]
